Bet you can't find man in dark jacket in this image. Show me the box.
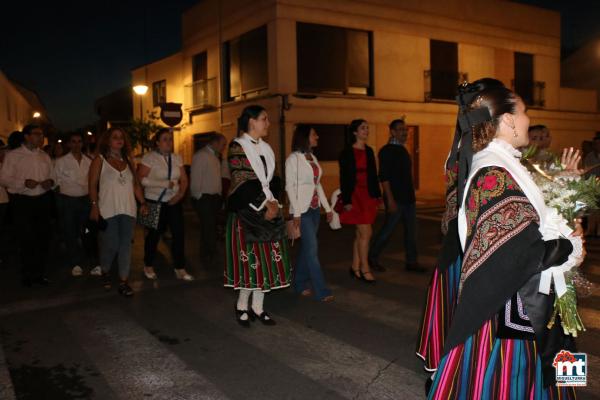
[368,119,423,272]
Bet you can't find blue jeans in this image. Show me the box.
[294,208,332,300]
[369,202,418,264]
[100,214,135,280]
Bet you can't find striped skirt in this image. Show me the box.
[428,318,576,400]
[224,213,292,292]
[416,256,462,371]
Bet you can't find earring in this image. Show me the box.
[513,127,518,138]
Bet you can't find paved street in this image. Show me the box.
[0,204,599,399]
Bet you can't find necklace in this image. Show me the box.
[109,150,123,161]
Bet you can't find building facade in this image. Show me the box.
[132,0,600,200]
[0,70,48,142]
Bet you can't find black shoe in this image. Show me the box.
[369,258,386,272]
[250,309,276,325]
[349,268,361,279]
[406,262,426,273]
[359,270,376,284]
[235,307,252,327]
[118,282,133,297]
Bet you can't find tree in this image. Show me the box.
[128,112,161,155]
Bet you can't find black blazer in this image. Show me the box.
[338,145,381,205]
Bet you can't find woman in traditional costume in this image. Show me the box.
[225,105,292,327]
[428,86,583,399]
[417,79,505,373]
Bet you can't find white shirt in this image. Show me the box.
[140,151,183,202]
[55,152,92,197]
[98,156,137,219]
[190,146,222,199]
[0,145,55,196]
[285,151,331,217]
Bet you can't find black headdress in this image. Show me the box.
[449,79,504,206]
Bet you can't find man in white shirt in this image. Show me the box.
[190,133,226,263]
[55,132,99,276]
[0,124,55,286]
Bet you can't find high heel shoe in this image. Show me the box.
[349,268,361,279]
[360,270,376,283]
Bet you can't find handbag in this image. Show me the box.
[333,195,345,214]
[138,154,172,229]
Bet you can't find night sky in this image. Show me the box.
[1,0,599,132]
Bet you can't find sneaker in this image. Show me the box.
[71,266,83,277]
[174,269,194,281]
[143,266,158,280]
[90,266,102,276]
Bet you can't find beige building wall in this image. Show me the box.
[0,71,41,141]
[132,0,600,200]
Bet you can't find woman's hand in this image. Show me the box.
[90,204,99,222]
[572,219,587,260]
[326,212,333,223]
[293,217,301,230]
[264,200,279,221]
[139,203,149,216]
[561,147,583,174]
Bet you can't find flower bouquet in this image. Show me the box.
[522,146,600,337]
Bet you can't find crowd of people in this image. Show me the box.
[0,79,595,397]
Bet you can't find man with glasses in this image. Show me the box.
[368,119,424,272]
[0,124,55,286]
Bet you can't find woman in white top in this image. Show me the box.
[89,127,148,297]
[137,128,192,281]
[285,124,334,302]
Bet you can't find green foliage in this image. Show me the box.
[128,112,161,154]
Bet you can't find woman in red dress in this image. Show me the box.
[338,119,381,282]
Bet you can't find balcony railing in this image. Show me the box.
[184,78,218,111]
[424,70,468,102]
[512,80,545,108]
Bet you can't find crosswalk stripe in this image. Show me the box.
[63,305,230,400]
[179,288,426,400]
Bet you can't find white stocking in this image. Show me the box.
[252,290,269,319]
[237,289,251,320]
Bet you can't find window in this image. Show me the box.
[297,23,372,95]
[223,26,268,101]
[514,52,534,106]
[427,40,459,101]
[152,80,167,107]
[193,51,208,82]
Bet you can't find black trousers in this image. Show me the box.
[12,192,53,279]
[193,194,222,259]
[143,200,185,269]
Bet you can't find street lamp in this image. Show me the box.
[33,111,41,118]
[133,85,148,121]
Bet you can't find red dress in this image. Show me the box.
[339,148,379,225]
